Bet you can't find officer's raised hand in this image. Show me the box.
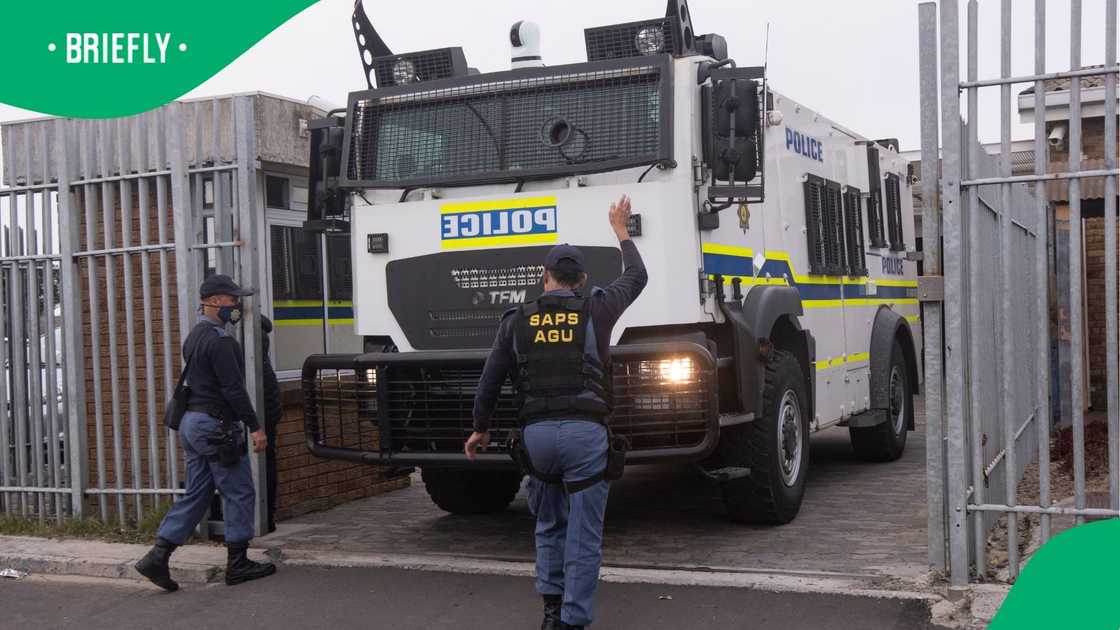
[609,194,632,241]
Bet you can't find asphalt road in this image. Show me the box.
[0,566,942,630]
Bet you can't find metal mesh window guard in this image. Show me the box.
[804,175,845,276]
[843,187,868,276]
[584,18,677,61]
[344,58,672,188]
[885,173,905,251]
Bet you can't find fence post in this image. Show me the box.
[918,1,947,573]
[233,95,268,536]
[937,0,972,588]
[55,119,89,520]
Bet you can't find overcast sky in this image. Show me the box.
[0,0,1114,150]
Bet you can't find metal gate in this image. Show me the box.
[920,0,1119,585]
[0,95,267,533]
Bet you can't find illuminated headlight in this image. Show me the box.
[392,59,417,84]
[634,27,665,55]
[659,357,694,383]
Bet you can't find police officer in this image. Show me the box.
[135,274,276,591]
[466,195,647,630]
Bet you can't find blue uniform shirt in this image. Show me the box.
[183,315,260,431]
[472,239,648,433]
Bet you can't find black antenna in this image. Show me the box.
[352,0,392,89]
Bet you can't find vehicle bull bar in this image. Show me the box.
[302,341,719,468]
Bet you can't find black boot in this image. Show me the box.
[134,537,179,592]
[224,542,276,585]
[541,594,562,630]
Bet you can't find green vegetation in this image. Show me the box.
[0,502,181,544]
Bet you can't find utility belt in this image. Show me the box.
[507,420,629,494]
[188,404,246,467]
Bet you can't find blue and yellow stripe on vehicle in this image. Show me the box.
[273,300,354,327]
[700,243,918,309]
[814,352,871,370]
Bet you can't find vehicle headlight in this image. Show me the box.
[392,59,417,84]
[659,357,693,384]
[634,27,665,55]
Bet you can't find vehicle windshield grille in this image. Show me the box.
[344,58,671,187]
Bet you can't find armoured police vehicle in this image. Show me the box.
[302,0,921,524]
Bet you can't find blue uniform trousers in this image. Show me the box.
[157,411,256,545]
[524,419,610,627]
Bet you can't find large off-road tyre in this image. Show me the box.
[420,467,523,515]
[850,338,911,462]
[719,349,810,525]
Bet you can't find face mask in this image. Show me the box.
[216,302,244,325]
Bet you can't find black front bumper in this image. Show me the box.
[302,341,719,468]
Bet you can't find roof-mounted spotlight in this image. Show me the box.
[585,0,700,61]
[372,47,469,87]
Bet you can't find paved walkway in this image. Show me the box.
[258,400,928,584]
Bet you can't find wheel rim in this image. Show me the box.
[778,389,803,487]
[890,365,906,434]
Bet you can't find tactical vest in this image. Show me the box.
[513,294,611,424]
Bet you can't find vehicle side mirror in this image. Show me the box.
[305,116,350,233]
[701,65,765,207]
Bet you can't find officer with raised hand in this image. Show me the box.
[135,274,276,591]
[467,195,647,630]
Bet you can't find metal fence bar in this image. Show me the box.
[918,0,947,573]
[960,64,1120,88]
[56,118,87,520]
[40,122,63,523]
[1032,0,1052,544]
[99,120,127,525]
[998,0,1019,580]
[964,0,988,578]
[968,504,1119,517]
[117,118,144,521]
[82,122,108,522]
[1103,0,1119,513]
[0,195,12,515]
[156,107,179,494]
[938,0,971,589]
[136,112,162,511]
[1068,0,1087,527]
[9,163,30,518]
[233,95,267,536]
[23,125,46,522]
[962,169,1119,187]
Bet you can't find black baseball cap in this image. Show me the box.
[199,274,256,299]
[544,244,585,273]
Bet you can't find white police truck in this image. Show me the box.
[301,0,921,524]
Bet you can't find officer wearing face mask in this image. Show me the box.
[135,274,275,591]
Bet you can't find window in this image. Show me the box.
[266,175,290,209]
[884,173,906,251]
[270,225,353,301]
[803,174,845,276]
[865,146,887,248]
[843,187,868,276]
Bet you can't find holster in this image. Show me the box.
[204,409,246,467]
[506,424,628,493]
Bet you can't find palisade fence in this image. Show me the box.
[920,0,1119,585]
[0,95,268,534]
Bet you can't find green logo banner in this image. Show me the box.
[989,518,1120,629]
[0,0,318,118]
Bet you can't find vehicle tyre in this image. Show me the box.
[849,338,911,462]
[420,467,523,515]
[719,349,810,525]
